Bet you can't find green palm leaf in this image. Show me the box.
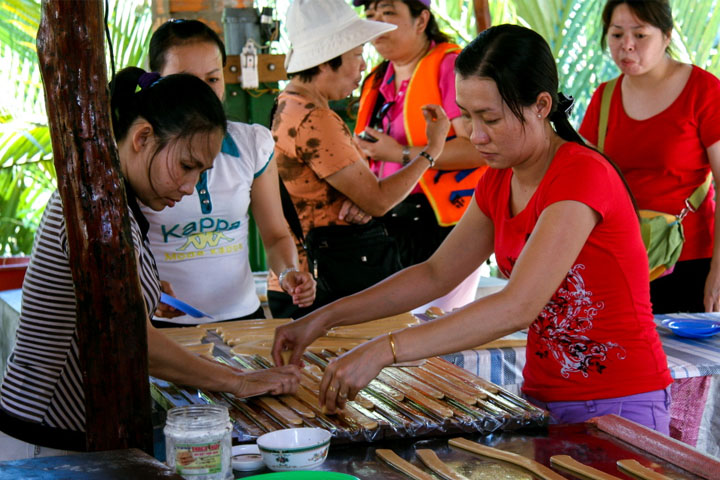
[0,0,152,254]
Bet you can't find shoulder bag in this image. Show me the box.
[279,177,403,306]
[597,77,712,281]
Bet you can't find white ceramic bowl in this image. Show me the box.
[256,428,331,471]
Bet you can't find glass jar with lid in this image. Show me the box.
[164,404,232,480]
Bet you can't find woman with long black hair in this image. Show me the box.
[273,24,673,433]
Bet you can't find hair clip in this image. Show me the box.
[138,71,162,90]
[557,92,575,117]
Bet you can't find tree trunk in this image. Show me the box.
[473,0,491,33]
[36,0,153,453]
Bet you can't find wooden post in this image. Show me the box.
[473,0,492,33]
[36,0,153,453]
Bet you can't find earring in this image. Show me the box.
[537,114,542,118]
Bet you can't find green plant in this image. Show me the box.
[0,0,152,255]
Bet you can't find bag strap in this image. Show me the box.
[687,173,713,211]
[596,77,712,214]
[278,175,305,245]
[597,77,619,153]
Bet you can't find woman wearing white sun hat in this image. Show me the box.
[268,0,451,318]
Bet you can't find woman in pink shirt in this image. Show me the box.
[353,0,487,313]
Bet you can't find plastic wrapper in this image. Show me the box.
[152,325,548,445]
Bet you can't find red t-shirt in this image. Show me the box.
[475,143,672,402]
[580,66,720,261]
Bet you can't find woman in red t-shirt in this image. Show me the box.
[579,0,720,314]
[271,24,673,432]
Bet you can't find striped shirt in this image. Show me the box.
[0,189,160,433]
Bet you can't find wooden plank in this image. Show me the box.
[224,54,288,84]
[37,0,152,453]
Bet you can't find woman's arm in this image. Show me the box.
[356,117,486,170]
[318,200,601,411]
[703,140,720,311]
[251,158,315,307]
[271,199,495,366]
[147,319,301,397]
[324,105,449,217]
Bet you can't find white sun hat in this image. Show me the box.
[284,0,397,74]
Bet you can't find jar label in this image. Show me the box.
[174,441,223,475]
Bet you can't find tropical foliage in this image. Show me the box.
[0,0,152,255]
[1,0,719,255]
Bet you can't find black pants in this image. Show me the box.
[267,290,325,319]
[0,408,86,452]
[268,194,452,319]
[151,305,265,328]
[650,257,711,313]
[379,193,452,268]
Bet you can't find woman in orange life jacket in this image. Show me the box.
[353,0,488,313]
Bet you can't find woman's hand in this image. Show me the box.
[318,335,393,413]
[230,365,301,398]
[155,280,184,318]
[354,128,404,164]
[281,270,316,308]
[338,199,372,224]
[422,104,450,159]
[272,315,328,367]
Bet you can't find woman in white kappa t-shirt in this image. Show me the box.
[141,19,316,325]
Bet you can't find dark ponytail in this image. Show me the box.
[456,25,638,211]
[403,0,450,44]
[456,25,580,138]
[109,66,226,150]
[548,93,587,145]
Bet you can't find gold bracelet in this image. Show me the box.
[388,332,398,364]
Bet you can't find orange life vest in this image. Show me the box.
[355,42,487,226]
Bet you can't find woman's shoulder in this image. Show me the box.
[225,121,273,154]
[688,64,720,89]
[553,142,612,176]
[226,121,271,142]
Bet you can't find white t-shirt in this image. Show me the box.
[142,122,273,323]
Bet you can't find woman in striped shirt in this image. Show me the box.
[0,68,300,458]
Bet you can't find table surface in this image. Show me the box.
[446,313,720,389]
[234,423,703,479]
[0,448,184,479]
[3,289,720,389]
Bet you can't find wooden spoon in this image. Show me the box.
[416,449,469,480]
[617,459,672,480]
[376,449,434,480]
[550,455,621,480]
[449,438,568,480]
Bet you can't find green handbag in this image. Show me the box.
[597,77,711,281]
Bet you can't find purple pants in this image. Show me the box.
[526,387,672,434]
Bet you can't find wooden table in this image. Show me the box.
[439,313,720,457]
[0,448,183,479]
[234,423,704,479]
